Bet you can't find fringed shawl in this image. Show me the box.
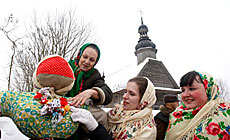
[165,71,230,140]
[108,77,157,140]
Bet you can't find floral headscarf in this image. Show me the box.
[165,71,230,140]
[67,43,100,97]
[108,77,157,140]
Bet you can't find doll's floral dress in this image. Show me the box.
[0,90,88,139]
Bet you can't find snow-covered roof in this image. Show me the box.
[155,87,181,92]
[105,57,161,92]
[105,63,137,92]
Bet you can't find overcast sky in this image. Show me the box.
[0,0,230,138]
[0,0,230,90]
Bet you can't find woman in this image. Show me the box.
[71,76,157,140]
[67,43,113,106]
[56,43,113,140]
[165,71,230,140]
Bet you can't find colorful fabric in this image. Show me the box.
[0,91,89,139]
[67,43,100,97]
[34,87,72,127]
[108,77,157,140]
[165,71,230,140]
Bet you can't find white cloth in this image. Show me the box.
[0,117,29,140]
[70,107,98,131]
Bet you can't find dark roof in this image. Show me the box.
[135,38,156,50]
[137,59,179,89]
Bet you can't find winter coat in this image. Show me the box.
[154,105,173,140]
[80,68,113,105]
[54,69,113,140]
[89,124,113,140]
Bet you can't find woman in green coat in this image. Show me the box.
[55,43,113,140]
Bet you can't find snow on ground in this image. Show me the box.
[0,117,29,140]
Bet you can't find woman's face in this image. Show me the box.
[122,81,141,110]
[79,47,98,71]
[181,76,208,110]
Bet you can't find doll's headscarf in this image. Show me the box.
[165,71,230,140]
[32,55,75,95]
[67,43,100,97]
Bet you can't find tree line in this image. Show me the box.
[0,9,96,92]
[1,9,229,100]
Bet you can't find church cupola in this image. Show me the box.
[135,16,157,65]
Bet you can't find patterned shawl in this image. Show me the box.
[165,71,230,140]
[67,43,100,97]
[108,77,157,140]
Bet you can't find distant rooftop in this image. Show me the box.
[105,57,180,92]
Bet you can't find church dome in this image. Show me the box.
[135,38,156,51]
[138,24,148,35]
[135,17,156,51]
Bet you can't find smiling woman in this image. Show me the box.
[0,55,86,139]
[165,71,230,140]
[180,71,208,110]
[54,43,113,140]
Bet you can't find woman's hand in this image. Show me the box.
[69,89,99,107]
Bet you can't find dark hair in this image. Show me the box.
[87,44,100,56]
[76,43,100,65]
[128,76,148,99]
[180,71,203,87]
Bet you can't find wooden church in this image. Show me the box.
[105,17,181,109]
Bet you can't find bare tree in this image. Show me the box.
[216,78,230,100]
[3,9,95,92]
[0,14,23,91]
